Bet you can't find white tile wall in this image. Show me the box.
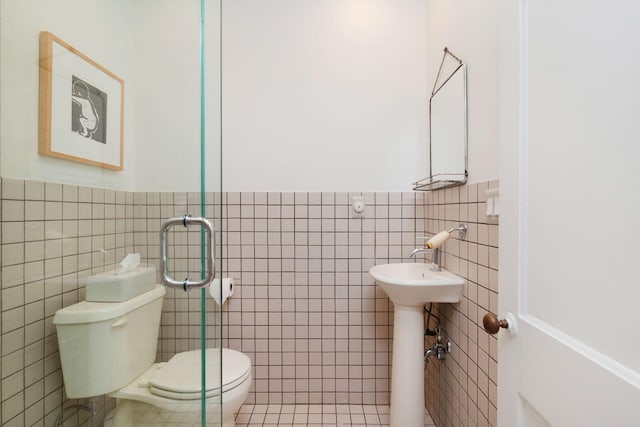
[2,177,497,427]
[423,181,499,427]
[209,192,424,406]
[0,178,133,426]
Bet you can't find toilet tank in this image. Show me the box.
[53,285,166,398]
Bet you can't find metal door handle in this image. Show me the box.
[159,215,216,291]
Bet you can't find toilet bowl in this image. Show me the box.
[109,348,251,426]
[53,284,251,427]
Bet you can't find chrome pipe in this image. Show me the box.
[448,223,467,240]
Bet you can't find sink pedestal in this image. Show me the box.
[390,303,426,427]
[368,263,464,427]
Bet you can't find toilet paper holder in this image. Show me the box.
[210,278,234,306]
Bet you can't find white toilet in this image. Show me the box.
[53,284,252,427]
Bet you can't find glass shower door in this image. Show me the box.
[0,0,222,426]
[146,0,224,425]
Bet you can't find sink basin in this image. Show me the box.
[369,263,464,306]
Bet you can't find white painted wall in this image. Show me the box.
[0,0,218,192]
[221,0,428,192]
[129,0,218,193]
[2,0,428,192]
[0,0,138,189]
[425,0,499,184]
[131,0,428,192]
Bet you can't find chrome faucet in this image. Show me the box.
[409,224,467,272]
[409,245,441,271]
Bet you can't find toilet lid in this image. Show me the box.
[148,348,251,400]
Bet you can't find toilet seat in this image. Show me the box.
[147,348,251,400]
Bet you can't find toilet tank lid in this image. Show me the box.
[53,285,166,324]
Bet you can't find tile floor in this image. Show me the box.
[235,404,436,426]
[105,401,223,426]
[106,401,436,426]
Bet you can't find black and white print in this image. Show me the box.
[71,75,107,144]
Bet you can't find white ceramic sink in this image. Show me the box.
[369,263,465,427]
[369,263,464,306]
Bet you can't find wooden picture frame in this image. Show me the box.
[39,31,124,170]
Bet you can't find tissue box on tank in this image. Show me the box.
[86,266,156,302]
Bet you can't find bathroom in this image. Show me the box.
[1,0,639,426]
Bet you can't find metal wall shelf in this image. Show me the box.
[415,47,468,193]
[412,173,467,192]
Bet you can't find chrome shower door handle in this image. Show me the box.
[159,215,216,291]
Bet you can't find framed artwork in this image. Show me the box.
[39,31,124,170]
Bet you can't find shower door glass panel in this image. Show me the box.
[0,1,222,426]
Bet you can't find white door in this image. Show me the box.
[497,0,640,425]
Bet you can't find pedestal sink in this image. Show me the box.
[369,263,464,427]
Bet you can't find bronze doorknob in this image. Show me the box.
[483,313,509,334]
